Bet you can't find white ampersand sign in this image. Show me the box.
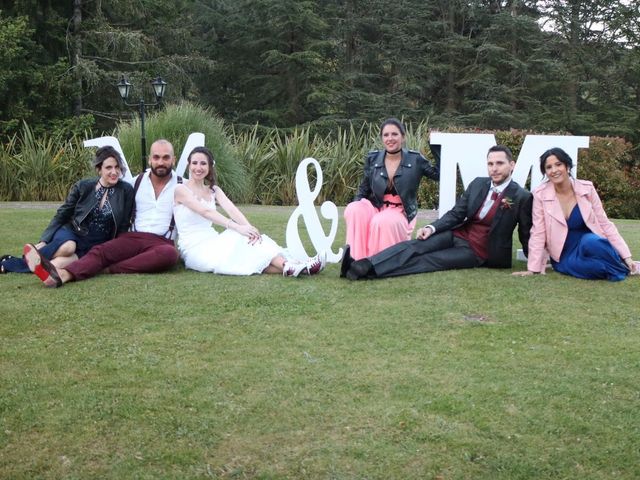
[286,157,343,263]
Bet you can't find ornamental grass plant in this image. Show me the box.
[248,127,314,205]
[232,119,440,207]
[314,123,369,205]
[2,118,638,218]
[116,102,249,202]
[1,206,639,479]
[234,125,366,206]
[0,124,92,201]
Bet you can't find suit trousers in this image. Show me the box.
[370,230,484,278]
[65,231,179,281]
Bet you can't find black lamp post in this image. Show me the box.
[116,75,167,173]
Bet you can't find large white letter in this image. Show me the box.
[430,133,590,215]
[429,132,496,214]
[512,135,589,191]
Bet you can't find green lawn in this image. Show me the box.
[1,206,639,479]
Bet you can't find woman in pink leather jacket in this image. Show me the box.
[514,147,638,281]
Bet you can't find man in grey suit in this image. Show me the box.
[342,145,533,280]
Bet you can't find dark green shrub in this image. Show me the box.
[579,137,639,218]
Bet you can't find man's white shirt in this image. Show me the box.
[477,178,511,220]
[128,171,179,239]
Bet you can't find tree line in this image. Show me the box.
[1,0,639,149]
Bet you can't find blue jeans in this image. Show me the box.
[1,226,87,273]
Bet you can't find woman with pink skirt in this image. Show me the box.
[344,118,439,259]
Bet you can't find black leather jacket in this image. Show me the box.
[354,148,439,222]
[40,178,135,243]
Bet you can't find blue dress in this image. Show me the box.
[551,205,628,281]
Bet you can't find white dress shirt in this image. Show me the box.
[129,171,179,239]
[477,179,511,220]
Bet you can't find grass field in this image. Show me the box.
[1,205,639,479]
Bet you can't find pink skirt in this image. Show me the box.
[344,195,416,260]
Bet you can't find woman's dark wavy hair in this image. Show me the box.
[379,117,406,136]
[540,147,573,177]
[187,146,217,190]
[93,146,126,175]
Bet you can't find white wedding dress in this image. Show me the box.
[174,194,284,275]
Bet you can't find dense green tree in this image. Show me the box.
[1,0,639,145]
[0,14,40,134]
[536,0,632,133]
[0,0,215,137]
[0,11,76,137]
[72,0,215,131]
[205,0,333,126]
[608,2,640,144]
[458,1,556,129]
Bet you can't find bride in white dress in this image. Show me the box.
[174,147,326,276]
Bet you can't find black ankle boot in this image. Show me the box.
[346,259,373,280]
[340,245,352,278]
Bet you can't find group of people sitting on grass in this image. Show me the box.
[1,118,638,287]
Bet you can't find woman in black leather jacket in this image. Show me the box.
[1,146,134,273]
[344,118,439,260]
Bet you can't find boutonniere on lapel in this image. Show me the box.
[500,197,514,210]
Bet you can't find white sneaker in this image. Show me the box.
[283,261,306,277]
[304,251,327,276]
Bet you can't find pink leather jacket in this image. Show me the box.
[527,179,631,273]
